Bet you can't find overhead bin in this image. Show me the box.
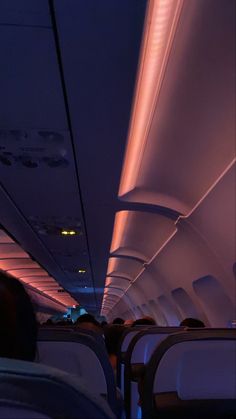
[110,211,177,262]
[119,0,235,215]
[107,257,143,282]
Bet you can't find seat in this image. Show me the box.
[0,357,115,419]
[37,328,118,416]
[123,326,182,419]
[116,326,148,394]
[142,330,236,419]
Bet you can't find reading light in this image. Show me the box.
[61,230,76,236]
[119,0,183,196]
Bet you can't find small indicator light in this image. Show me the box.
[78,269,86,274]
[61,230,76,236]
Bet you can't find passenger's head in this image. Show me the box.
[112,317,124,325]
[0,272,38,361]
[45,318,53,325]
[132,316,156,326]
[104,325,125,371]
[180,318,205,328]
[100,320,108,327]
[76,313,102,334]
[124,319,134,327]
[104,325,125,356]
[76,313,99,325]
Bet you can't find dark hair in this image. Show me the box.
[76,313,100,326]
[180,318,205,328]
[0,272,38,361]
[112,317,124,325]
[104,325,125,355]
[132,317,156,326]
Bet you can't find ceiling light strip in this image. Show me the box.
[119,0,183,196]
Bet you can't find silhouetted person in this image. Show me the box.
[104,325,125,374]
[132,316,156,326]
[124,319,134,326]
[45,318,53,325]
[76,313,102,334]
[112,317,124,325]
[0,272,38,361]
[180,318,205,327]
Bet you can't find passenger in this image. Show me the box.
[124,319,134,326]
[104,325,125,376]
[44,318,53,325]
[76,313,103,334]
[180,318,205,327]
[101,320,108,327]
[0,272,38,361]
[132,316,156,326]
[112,317,125,325]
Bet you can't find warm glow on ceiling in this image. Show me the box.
[0,228,78,308]
[110,211,129,254]
[119,0,183,197]
[102,0,183,317]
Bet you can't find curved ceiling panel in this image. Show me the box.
[7,268,48,278]
[107,257,143,282]
[185,162,236,280]
[0,228,77,308]
[110,210,177,262]
[119,0,235,215]
[104,288,124,298]
[105,276,131,288]
[0,243,30,259]
[103,296,120,305]
[0,259,40,270]
[20,276,51,284]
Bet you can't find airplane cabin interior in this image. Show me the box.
[0,0,235,418]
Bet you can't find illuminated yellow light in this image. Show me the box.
[78,269,86,274]
[61,230,76,236]
[119,0,183,196]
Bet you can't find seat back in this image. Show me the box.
[116,326,148,393]
[37,329,117,414]
[124,327,182,418]
[142,330,236,419]
[0,357,115,419]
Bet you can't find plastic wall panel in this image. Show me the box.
[157,295,181,326]
[193,276,235,327]
[188,163,236,282]
[149,299,168,326]
[171,287,200,318]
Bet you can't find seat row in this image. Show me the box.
[116,326,236,418]
[0,325,235,418]
[0,327,118,419]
